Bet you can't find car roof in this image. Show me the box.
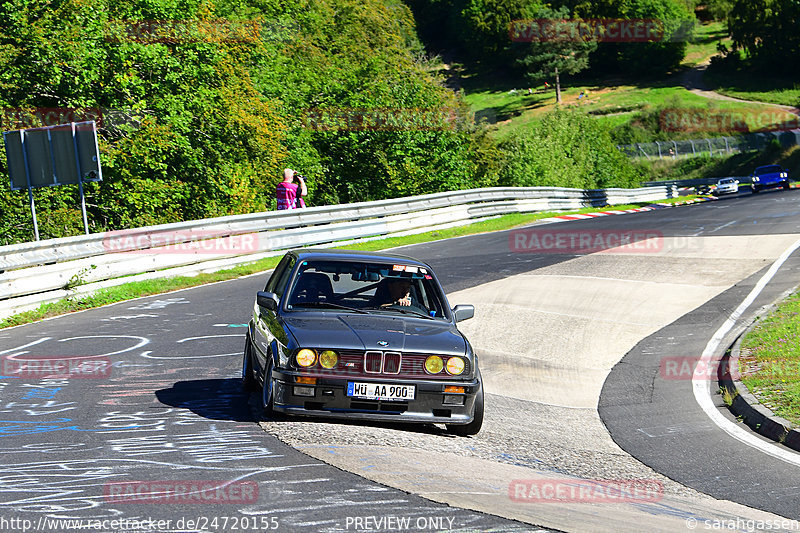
[288,248,432,268]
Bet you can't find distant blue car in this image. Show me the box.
[751,165,790,193]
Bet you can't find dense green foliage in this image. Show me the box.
[408,0,694,75]
[498,108,641,189]
[725,0,800,74]
[0,0,711,245]
[0,0,497,243]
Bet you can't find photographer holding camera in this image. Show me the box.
[276,168,307,210]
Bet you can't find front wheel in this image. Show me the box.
[261,356,276,417]
[752,185,760,194]
[783,181,791,190]
[447,381,484,436]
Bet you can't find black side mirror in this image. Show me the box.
[452,304,474,323]
[256,291,279,312]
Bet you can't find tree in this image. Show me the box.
[574,0,694,75]
[706,0,735,21]
[728,0,800,73]
[516,7,596,104]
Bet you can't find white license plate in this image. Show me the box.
[347,382,415,401]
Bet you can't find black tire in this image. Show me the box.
[783,181,791,190]
[261,356,276,416]
[242,336,257,391]
[752,185,759,194]
[447,381,484,436]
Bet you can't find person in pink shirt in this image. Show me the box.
[276,168,307,210]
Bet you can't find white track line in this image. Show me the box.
[693,236,800,465]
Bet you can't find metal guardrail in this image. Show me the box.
[642,177,750,188]
[0,185,676,318]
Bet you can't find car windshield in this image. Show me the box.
[719,179,734,184]
[286,259,448,318]
[755,165,781,174]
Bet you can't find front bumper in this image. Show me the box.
[270,368,480,425]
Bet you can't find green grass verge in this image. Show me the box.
[0,197,699,329]
[462,73,785,141]
[739,291,800,426]
[681,21,730,68]
[705,66,800,108]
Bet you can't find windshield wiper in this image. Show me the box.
[362,306,435,319]
[293,301,368,314]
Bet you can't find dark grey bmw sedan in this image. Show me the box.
[243,248,483,435]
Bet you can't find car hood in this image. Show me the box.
[283,313,468,355]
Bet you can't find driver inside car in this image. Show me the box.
[372,277,431,316]
[382,278,413,307]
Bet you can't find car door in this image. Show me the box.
[252,255,295,374]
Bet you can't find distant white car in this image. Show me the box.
[715,177,739,195]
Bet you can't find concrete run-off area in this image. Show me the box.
[261,225,800,531]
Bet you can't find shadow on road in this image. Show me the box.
[156,378,256,423]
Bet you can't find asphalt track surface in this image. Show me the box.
[599,193,800,517]
[0,289,537,531]
[1,188,800,532]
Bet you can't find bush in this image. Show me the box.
[498,108,642,189]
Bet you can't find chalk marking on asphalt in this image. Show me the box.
[709,220,737,234]
[0,337,50,355]
[693,236,800,465]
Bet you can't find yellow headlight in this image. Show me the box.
[446,357,465,375]
[319,350,338,369]
[296,349,317,367]
[425,355,444,374]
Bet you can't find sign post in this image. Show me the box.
[20,130,39,240]
[3,120,102,240]
[71,122,90,234]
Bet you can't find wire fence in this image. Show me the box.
[617,130,800,159]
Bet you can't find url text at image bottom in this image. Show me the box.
[0,515,279,532]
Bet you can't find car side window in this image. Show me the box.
[418,279,445,317]
[266,256,295,298]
